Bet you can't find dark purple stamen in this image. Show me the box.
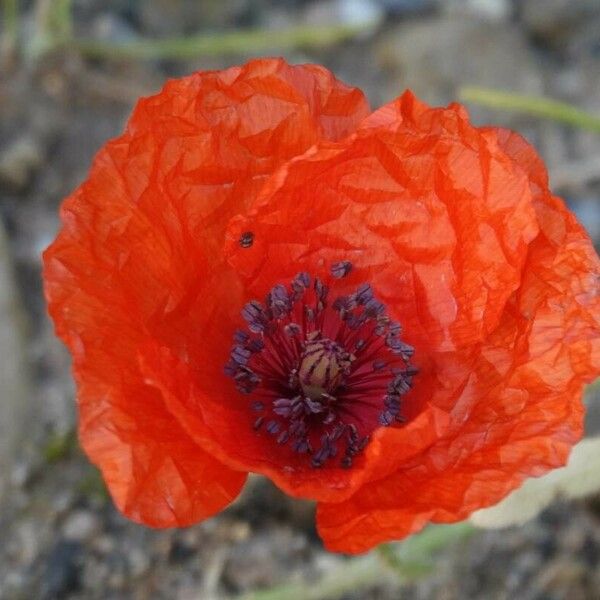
[355,283,373,305]
[224,260,417,470]
[331,260,353,279]
[266,420,280,434]
[284,323,301,337]
[234,329,249,344]
[242,300,269,334]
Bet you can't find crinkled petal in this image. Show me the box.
[316,132,600,554]
[222,91,543,490]
[227,91,539,353]
[43,58,369,524]
[44,253,246,525]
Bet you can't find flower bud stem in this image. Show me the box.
[460,87,600,134]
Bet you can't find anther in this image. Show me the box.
[267,284,291,319]
[277,431,290,445]
[284,323,301,337]
[266,420,280,434]
[331,260,353,279]
[355,283,373,305]
[379,411,395,426]
[292,272,310,293]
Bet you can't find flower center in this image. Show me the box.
[224,261,417,469]
[299,335,353,400]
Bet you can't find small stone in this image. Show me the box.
[127,547,151,578]
[91,11,138,43]
[14,521,40,563]
[107,568,127,590]
[51,490,75,517]
[560,526,587,553]
[10,459,32,488]
[444,0,512,22]
[3,571,26,594]
[61,510,101,542]
[304,0,383,29]
[534,558,587,594]
[0,134,43,190]
[92,534,116,555]
[229,521,251,542]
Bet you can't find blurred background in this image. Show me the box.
[1,1,600,598]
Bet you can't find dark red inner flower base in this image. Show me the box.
[224,261,418,470]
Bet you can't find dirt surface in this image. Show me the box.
[1,1,600,598]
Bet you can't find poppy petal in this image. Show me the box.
[44,249,246,526]
[316,329,586,552]
[222,91,545,490]
[226,91,540,354]
[43,58,369,525]
[316,134,600,554]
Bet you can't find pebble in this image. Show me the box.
[303,0,383,30]
[3,570,26,594]
[0,134,43,191]
[336,0,384,28]
[534,558,588,594]
[51,490,75,518]
[443,0,512,22]
[91,11,138,43]
[128,547,151,578]
[61,510,101,542]
[10,458,33,488]
[92,534,117,555]
[13,521,41,564]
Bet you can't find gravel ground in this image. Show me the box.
[1,1,600,598]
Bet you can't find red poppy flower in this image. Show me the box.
[43,58,600,553]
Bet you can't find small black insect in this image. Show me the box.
[239,231,254,248]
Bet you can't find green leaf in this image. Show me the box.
[471,437,600,529]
